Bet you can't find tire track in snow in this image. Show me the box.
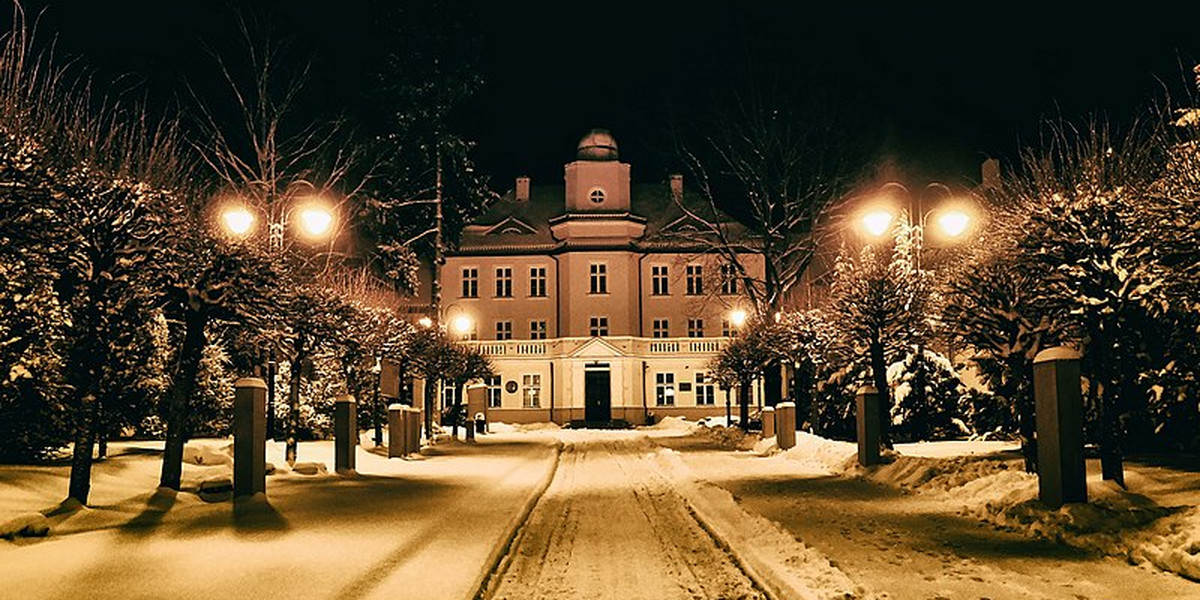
[484,434,766,600]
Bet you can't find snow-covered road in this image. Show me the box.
[488,433,766,600]
[661,434,1200,600]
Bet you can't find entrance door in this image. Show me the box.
[584,368,611,422]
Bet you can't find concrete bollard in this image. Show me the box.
[1034,347,1087,508]
[388,404,406,458]
[412,377,425,408]
[856,386,882,466]
[762,406,776,439]
[466,383,487,442]
[334,394,356,473]
[406,407,422,454]
[776,402,797,450]
[233,378,267,497]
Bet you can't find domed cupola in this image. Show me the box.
[576,128,619,161]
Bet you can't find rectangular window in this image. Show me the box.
[652,319,670,339]
[589,263,608,294]
[461,268,478,298]
[722,319,734,337]
[695,372,715,406]
[651,265,669,295]
[720,264,738,295]
[530,320,548,340]
[687,318,705,338]
[655,372,676,406]
[495,320,513,341]
[522,374,541,408]
[495,267,513,298]
[442,382,459,408]
[589,316,609,337]
[686,264,703,296]
[486,375,502,408]
[529,266,547,297]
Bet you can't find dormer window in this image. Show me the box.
[588,187,606,204]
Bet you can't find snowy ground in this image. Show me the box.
[0,433,559,600]
[657,424,1200,599]
[3,422,1197,600]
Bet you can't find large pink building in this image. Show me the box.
[444,129,764,425]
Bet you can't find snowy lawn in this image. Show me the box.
[0,432,560,600]
[655,425,1200,598]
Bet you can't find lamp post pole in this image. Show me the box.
[861,181,973,434]
[219,192,336,464]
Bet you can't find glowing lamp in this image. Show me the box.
[861,210,894,237]
[297,204,336,238]
[452,315,473,335]
[937,210,971,238]
[729,309,748,328]
[221,206,255,236]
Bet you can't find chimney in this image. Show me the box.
[515,176,530,202]
[668,173,683,201]
[980,158,1000,190]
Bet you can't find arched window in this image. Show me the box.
[589,187,606,204]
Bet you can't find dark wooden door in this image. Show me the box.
[584,369,611,422]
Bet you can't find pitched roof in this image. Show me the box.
[456,181,748,255]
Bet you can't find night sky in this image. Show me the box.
[15,1,1200,190]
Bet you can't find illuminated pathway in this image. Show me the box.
[487,433,766,600]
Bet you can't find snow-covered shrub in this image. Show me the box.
[887,349,971,442]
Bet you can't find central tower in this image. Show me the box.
[563,128,632,213]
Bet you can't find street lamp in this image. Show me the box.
[451,314,474,337]
[729,309,748,329]
[857,181,981,437]
[214,193,338,458]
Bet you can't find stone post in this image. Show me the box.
[334,394,357,473]
[412,377,426,408]
[406,407,422,454]
[761,406,776,439]
[776,402,796,450]
[856,386,882,466]
[1034,347,1087,508]
[233,378,267,497]
[388,403,406,458]
[466,383,487,442]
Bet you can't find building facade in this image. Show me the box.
[443,129,764,425]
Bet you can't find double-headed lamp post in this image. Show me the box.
[857,181,979,424]
[218,195,337,452]
[858,182,976,268]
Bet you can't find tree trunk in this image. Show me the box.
[372,369,383,447]
[452,381,464,440]
[95,403,107,460]
[1012,359,1037,474]
[1099,388,1126,488]
[764,360,782,407]
[869,338,890,448]
[160,311,207,490]
[738,378,751,430]
[424,375,437,442]
[286,337,305,466]
[67,393,99,504]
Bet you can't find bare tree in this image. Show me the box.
[189,16,369,465]
[669,85,872,317]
